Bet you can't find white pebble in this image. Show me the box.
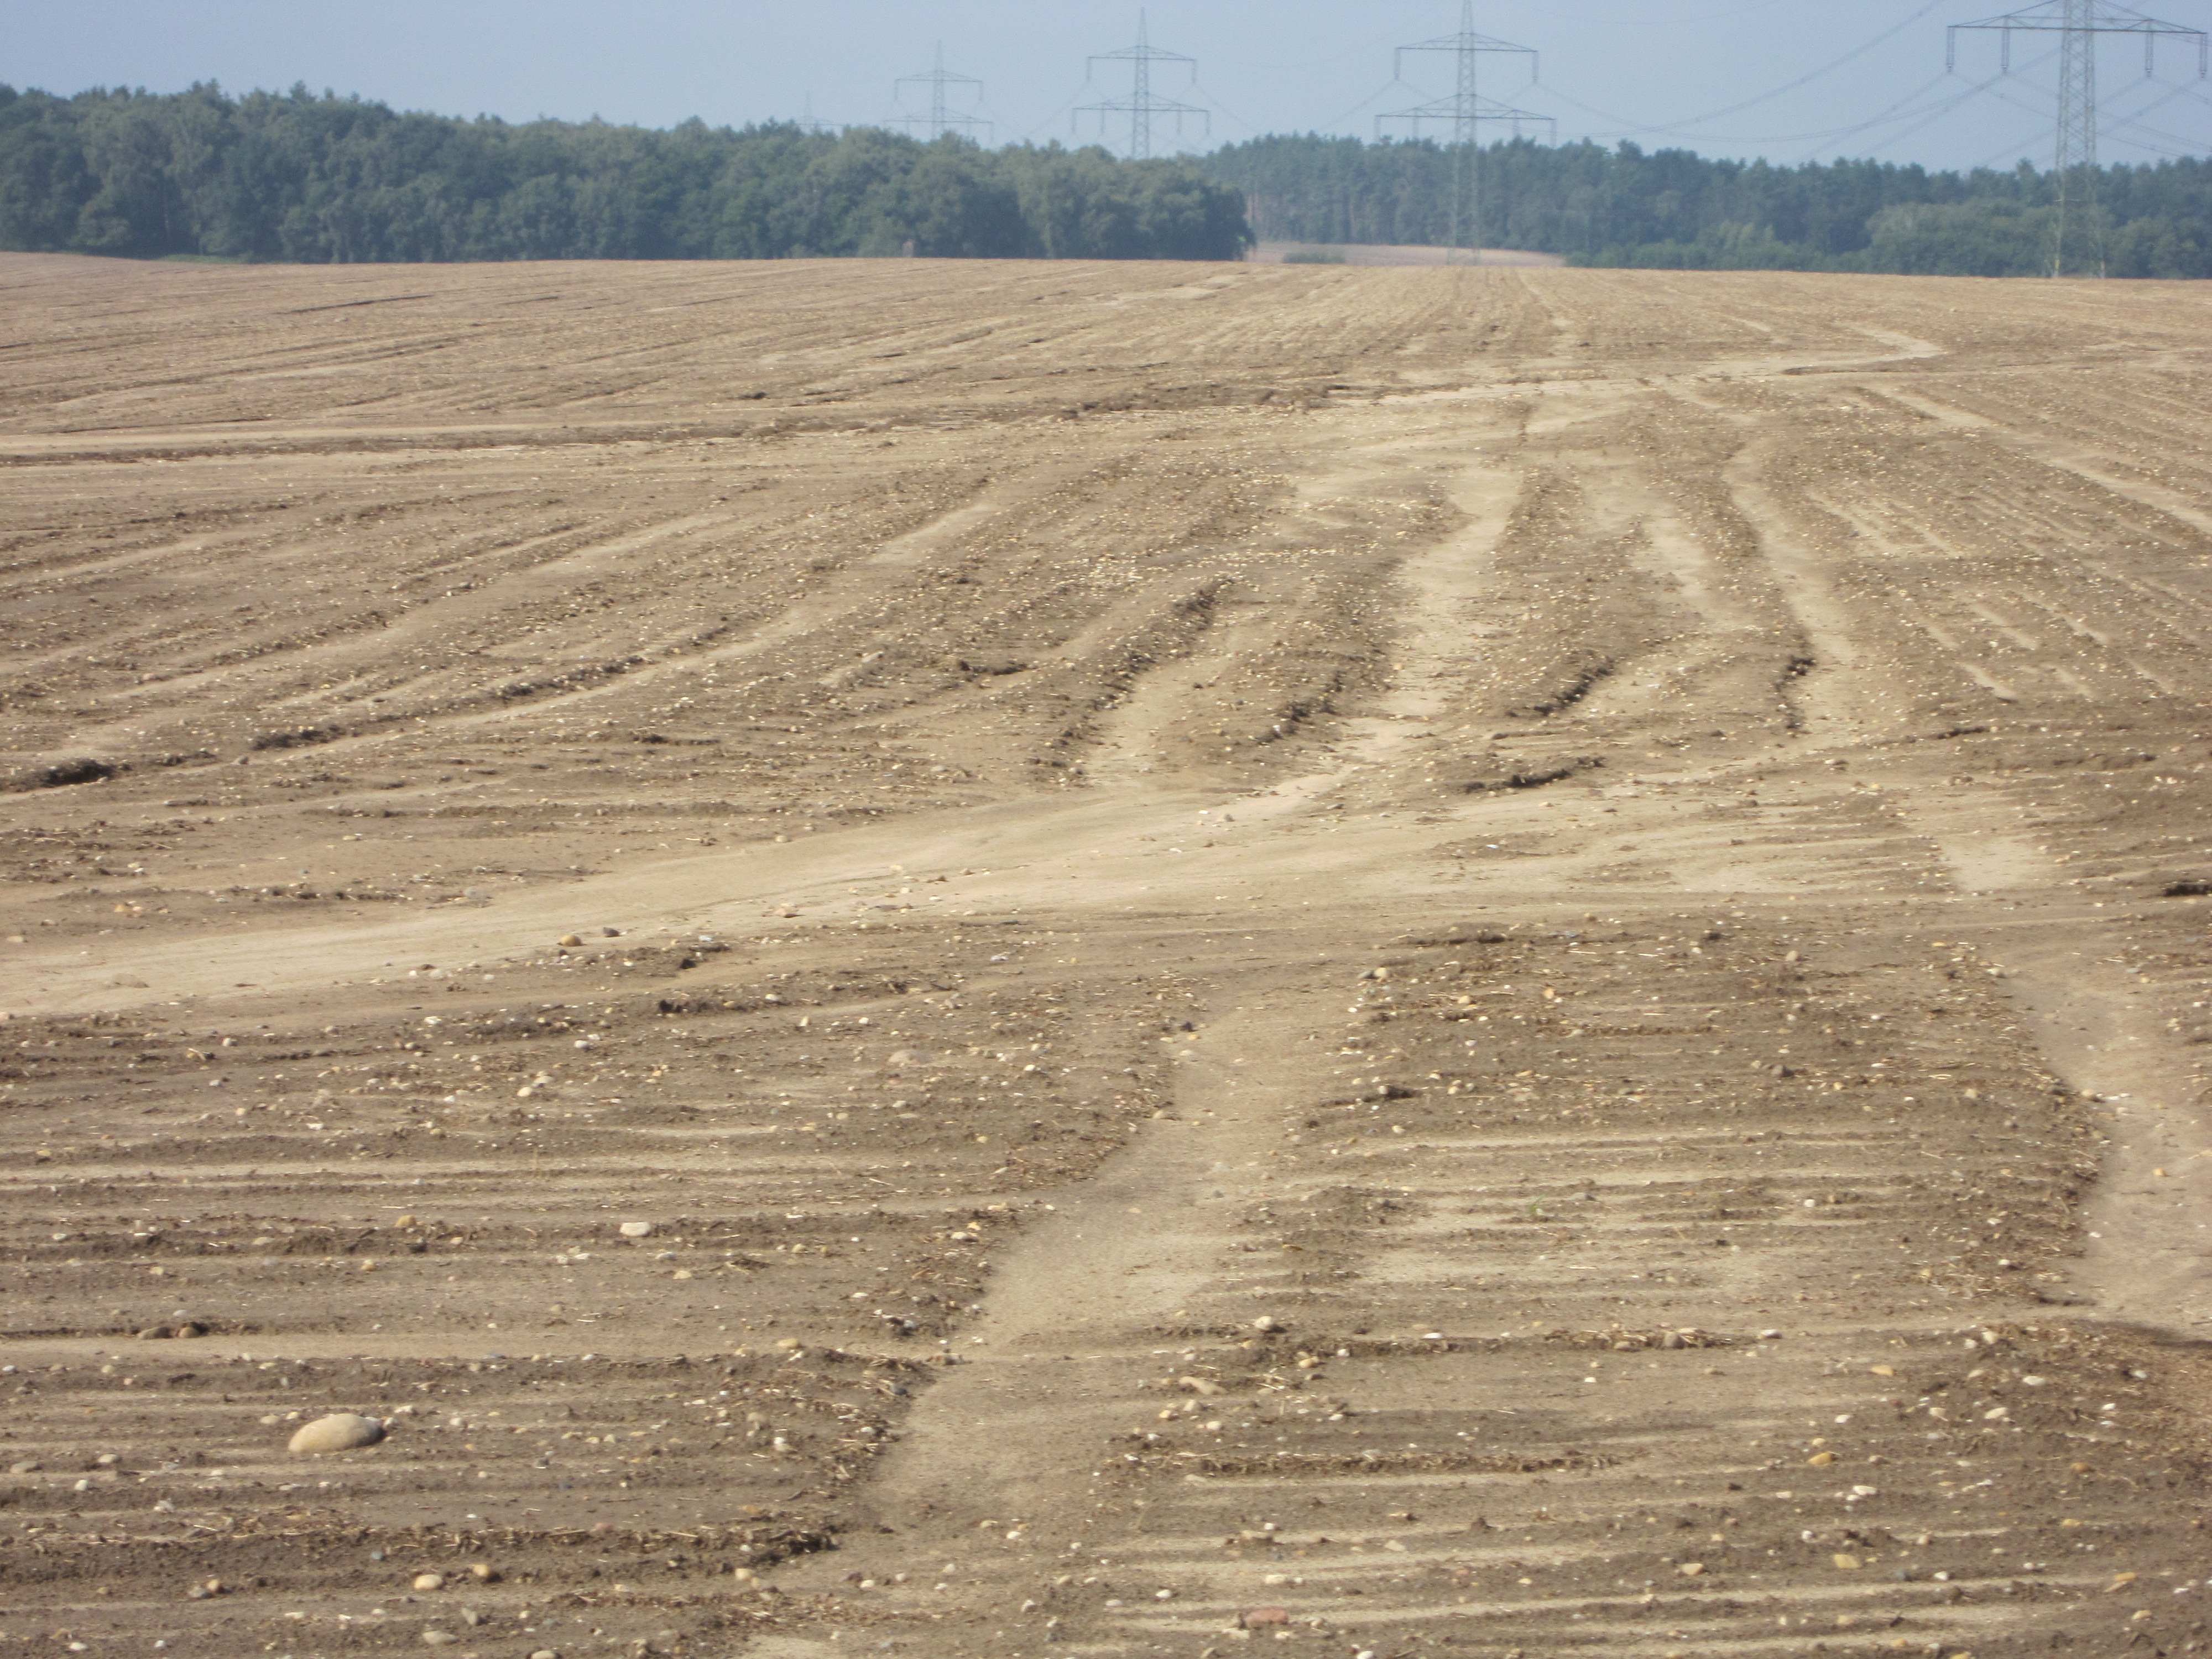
[288,1414,384,1454]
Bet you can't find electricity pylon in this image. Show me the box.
[1949,0,2208,276]
[1376,3,1552,264]
[1077,11,1209,160]
[896,45,992,143]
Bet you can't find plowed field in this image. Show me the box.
[4,251,2212,1659]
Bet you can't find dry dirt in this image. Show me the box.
[2,251,2211,1659]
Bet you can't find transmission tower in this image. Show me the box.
[1949,0,2207,276]
[896,44,992,143]
[1077,11,1209,160]
[1376,3,1551,263]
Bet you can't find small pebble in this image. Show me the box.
[289,1413,384,1454]
[618,1222,654,1239]
[558,934,583,947]
[414,1573,445,1592]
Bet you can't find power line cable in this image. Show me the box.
[2110,69,2210,121]
[2095,108,2209,150]
[1983,82,2064,121]
[1839,49,2063,155]
[1019,84,1097,145]
[1973,78,2201,158]
[1188,79,1265,140]
[1541,64,2005,150]
[1664,0,1952,128]
[1639,81,1960,145]
[1860,66,2052,155]
[1963,79,2194,161]
[1964,126,2053,167]
[1787,73,1990,156]
[1535,0,1798,26]
[1542,0,1954,139]
[1867,48,2197,168]
[2098,75,2200,129]
[1808,66,1959,131]
[1310,77,1416,138]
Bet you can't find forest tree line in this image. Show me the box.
[0,82,1250,262]
[1206,134,2212,277]
[2,80,2206,276]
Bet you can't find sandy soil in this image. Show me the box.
[2,251,2211,1659]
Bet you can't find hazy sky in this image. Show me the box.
[4,1,2206,173]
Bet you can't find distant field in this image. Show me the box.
[3,251,2211,1658]
[1251,239,1564,265]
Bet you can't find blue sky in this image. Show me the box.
[3,1,2206,171]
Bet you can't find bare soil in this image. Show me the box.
[3,251,2211,1659]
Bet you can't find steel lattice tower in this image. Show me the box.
[1077,11,1209,160]
[1949,0,2208,276]
[1377,3,1551,264]
[896,45,991,143]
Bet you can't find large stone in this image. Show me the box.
[288,1413,384,1454]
